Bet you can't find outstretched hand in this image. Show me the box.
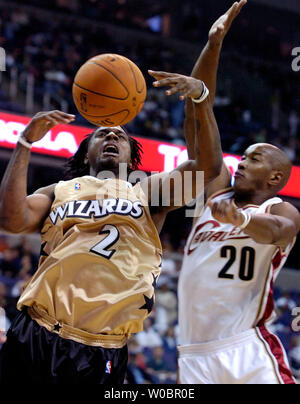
[209,0,247,47]
[148,70,204,101]
[22,110,76,143]
[208,199,245,227]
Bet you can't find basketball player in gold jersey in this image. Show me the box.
[0,69,222,383]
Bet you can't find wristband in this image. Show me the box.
[239,210,252,230]
[18,134,33,149]
[192,82,210,104]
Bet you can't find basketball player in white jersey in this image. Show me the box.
[0,66,222,383]
[151,1,300,384]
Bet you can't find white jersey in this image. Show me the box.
[178,189,295,345]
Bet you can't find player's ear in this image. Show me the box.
[84,154,89,165]
[268,170,284,187]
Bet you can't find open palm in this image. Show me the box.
[209,0,247,46]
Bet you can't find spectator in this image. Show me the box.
[0,247,21,278]
[289,337,300,380]
[0,1,299,383]
[162,325,178,372]
[11,255,33,298]
[0,236,9,253]
[126,337,155,384]
[0,300,10,348]
[135,317,162,350]
[161,251,178,279]
[1,2,300,162]
[155,279,177,335]
[0,282,6,307]
[276,291,297,312]
[126,352,156,384]
[0,229,299,384]
[0,310,7,346]
[146,346,175,384]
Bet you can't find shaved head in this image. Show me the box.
[245,143,292,190]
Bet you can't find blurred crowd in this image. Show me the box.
[0,1,300,162]
[0,0,300,384]
[0,0,299,383]
[0,232,299,384]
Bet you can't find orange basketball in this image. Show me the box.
[72,54,147,127]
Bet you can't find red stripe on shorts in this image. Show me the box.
[258,326,296,385]
[256,248,295,384]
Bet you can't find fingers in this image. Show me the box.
[226,4,241,25]
[149,71,184,96]
[231,0,247,18]
[167,83,184,93]
[225,0,247,26]
[148,70,173,80]
[209,200,240,224]
[152,76,182,89]
[216,24,225,32]
[38,110,76,127]
[49,111,76,125]
[150,72,186,98]
[178,88,198,101]
[50,111,76,123]
[210,200,228,220]
[150,71,203,101]
[237,0,247,13]
[209,0,246,44]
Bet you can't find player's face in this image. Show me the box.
[88,126,132,174]
[233,145,274,194]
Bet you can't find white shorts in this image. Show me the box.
[178,328,296,385]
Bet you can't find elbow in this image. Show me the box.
[0,204,28,234]
[0,216,26,235]
[270,220,297,247]
[0,225,24,235]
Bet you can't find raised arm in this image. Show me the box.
[141,72,222,232]
[189,0,247,105]
[149,71,223,185]
[185,0,247,196]
[0,110,75,234]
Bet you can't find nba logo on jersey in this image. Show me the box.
[105,360,112,374]
[74,183,81,190]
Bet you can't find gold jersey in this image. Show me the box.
[18,176,162,340]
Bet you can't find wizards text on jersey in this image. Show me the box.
[49,198,143,225]
[187,220,251,255]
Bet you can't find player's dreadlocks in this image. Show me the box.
[64,127,143,180]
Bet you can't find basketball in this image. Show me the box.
[72,54,147,127]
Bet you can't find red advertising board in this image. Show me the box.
[0,111,299,199]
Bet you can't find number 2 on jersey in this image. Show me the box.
[90,225,120,259]
[219,246,256,281]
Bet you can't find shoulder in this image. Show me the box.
[270,202,300,234]
[270,201,300,221]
